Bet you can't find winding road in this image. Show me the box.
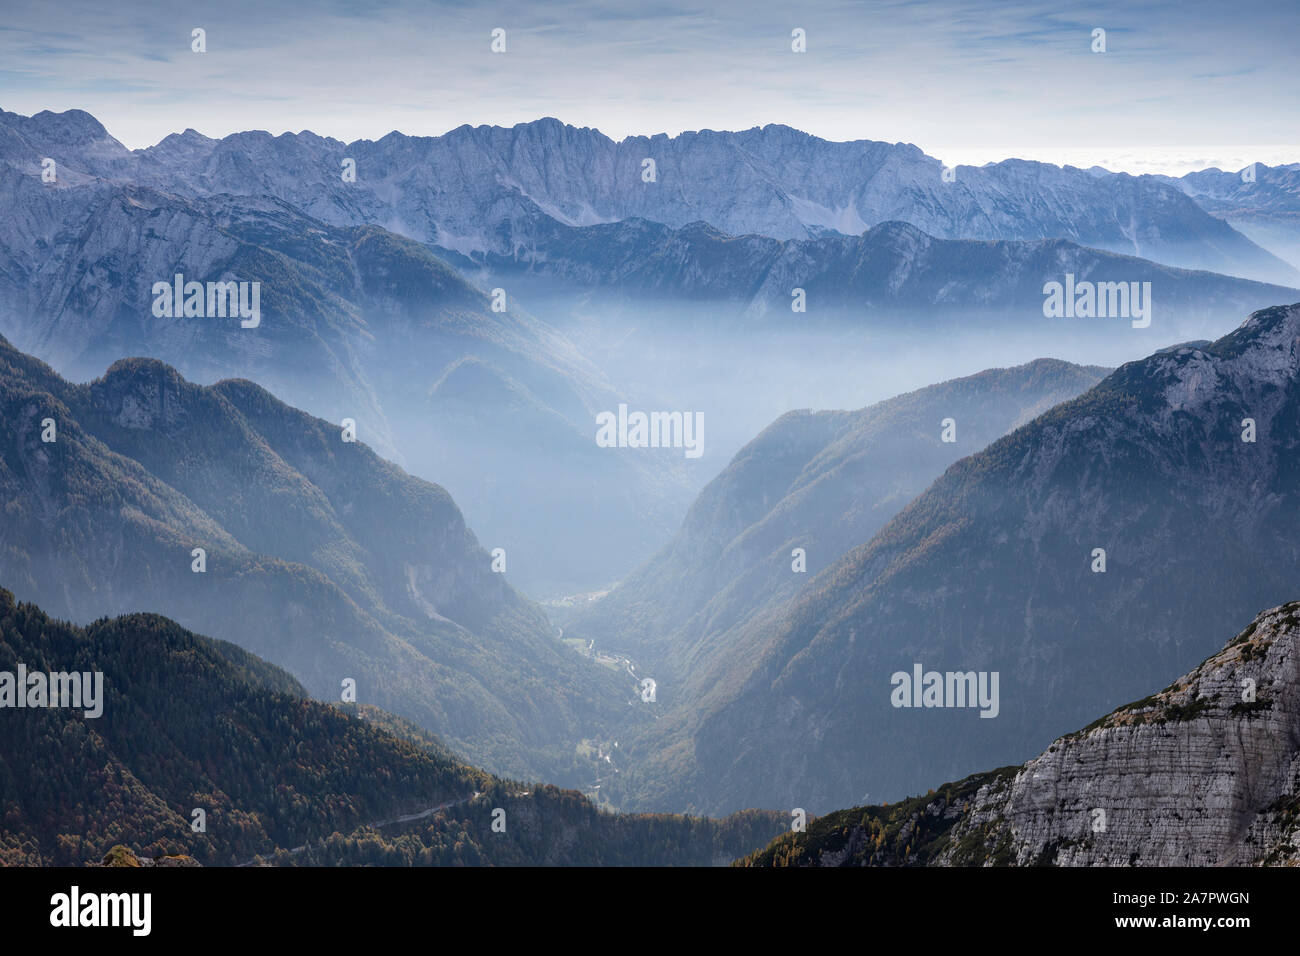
[233,791,482,867]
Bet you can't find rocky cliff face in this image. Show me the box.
[743,601,1300,866]
[970,601,1300,866]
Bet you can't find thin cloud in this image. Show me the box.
[0,0,1292,176]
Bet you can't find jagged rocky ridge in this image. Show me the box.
[742,601,1300,866]
[3,108,1291,283]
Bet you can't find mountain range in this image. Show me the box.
[6,107,1300,598]
[0,160,695,597]
[467,215,1299,343]
[7,103,1300,835]
[5,109,1291,283]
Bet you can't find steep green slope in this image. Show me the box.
[0,337,632,783]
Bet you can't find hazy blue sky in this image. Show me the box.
[2,0,1295,173]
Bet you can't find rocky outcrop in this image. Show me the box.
[99,846,201,868]
[743,601,1300,866]
[952,601,1300,866]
